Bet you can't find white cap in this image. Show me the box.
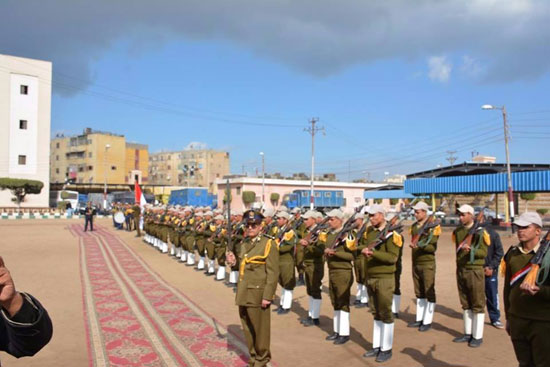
[412,202,430,212]
[291,207,301,214]
[214,215,224,221]
[355,212,365,219]
[457,204,474,215]
[204,211,213,217]
[302,210,317,219]
[367,204,386,216]
[386,212,398,221]
[514,212,543,227]
[326,209,344,219]
[276,211,291,220]
[315,211,324,219]
[263,208,275,217]
[183,207,192,213]
[278,205,289,212]
[195,212,204,217]
[232,209,243,216]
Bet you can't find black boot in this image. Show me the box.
[453,334,472,343]
[333,335,350,345]
[363,348,380,358]
[375,350,392,362]
[296,273,305,286]
[303,318,320,327]
[325,333,339,341]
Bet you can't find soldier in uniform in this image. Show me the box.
[353,211,369,308]
[299,210,325,326]
[228,210,245,288]
[291,208,306,286]
[322,209,355,345]
[185,208,198,266]
[360,204,401,362]
[132,202,141,237]
[273,211,297,315]
[503,212,550,367]
[204,214,222,276]
[213,215,228,281]
[226,210,279,367]
[452,204,491,348]
[407,201,441,332]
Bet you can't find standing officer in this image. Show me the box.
[273,211,297,315]
[227,210,279,367]
[452,204,490,348]
[353,212,369,308]
[84,202,94,232]
[292,207,306,286]
[359,204,401,363]
[299,210,325,326]
[484,225,504,329]
[132,202,141,237]
[503,212,550,367]
[322,209,355,345]
[407,202,441,331]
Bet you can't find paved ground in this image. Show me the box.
[0,218,519,366]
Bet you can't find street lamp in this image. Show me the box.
[482,104,514,224]
[260,152,265,208]
[103,144,111,211]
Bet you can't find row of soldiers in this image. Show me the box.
[139,201,451,363]
[138,200,550,367]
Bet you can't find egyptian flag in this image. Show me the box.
[135,181,147,208]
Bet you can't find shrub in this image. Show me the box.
[0,178,44,207]
[536,208,548,216]
[242,191,256,205]
[270,193,280,203]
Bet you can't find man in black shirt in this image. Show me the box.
[0,256,53,359]
[484,226,504,329]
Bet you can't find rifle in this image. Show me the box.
[363,215,403,252]
[522,229,550,287]
[304,217,330,244]
[456,210,485,253]
[411,215,440,247]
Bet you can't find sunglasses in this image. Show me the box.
[247,223,260,229]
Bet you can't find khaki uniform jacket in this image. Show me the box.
[235,235,280,307]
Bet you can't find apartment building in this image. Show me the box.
[149,148,230,192]
[0,54,52,208]
[50,128,148,185]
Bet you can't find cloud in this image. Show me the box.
[428,56,452,83]
[1,0,549,94]
[460,55,484,78]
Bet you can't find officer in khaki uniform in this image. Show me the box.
[503,212,550,367]
[358,204,401,362]
[228,210,245,288]
[227,210,279,367]
[273,211,297,314]
[352,212,369,308]
[291,207,306,286]
[322,209,355,345]
[299,210,325,326]
[407,201,441,331]
[132,203,141,237]
[452,204,490,348]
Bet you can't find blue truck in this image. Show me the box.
[282,189,344,210]
[168,188,217,208]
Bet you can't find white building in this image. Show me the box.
[216,176,387,211]
[0,54,52,208]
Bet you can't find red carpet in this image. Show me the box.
[73,224,248,367]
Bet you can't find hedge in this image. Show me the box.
[242,191,256,204]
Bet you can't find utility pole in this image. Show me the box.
[446,150,457,165]
[304,118,324,210]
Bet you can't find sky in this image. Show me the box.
[2,0,550,181]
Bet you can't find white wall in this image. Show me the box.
[0,54,51,208]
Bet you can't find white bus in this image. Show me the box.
[49,190,79,209]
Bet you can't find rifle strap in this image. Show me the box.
[537,244,550,286]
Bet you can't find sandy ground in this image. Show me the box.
[0,218,519,367]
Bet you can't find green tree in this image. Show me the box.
[536,208,548,216]
[242,191,256,207]
[0,178,44,209]
[270,193,280,205]
[520,193,536,211]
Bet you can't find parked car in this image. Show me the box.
[474,206,504,221]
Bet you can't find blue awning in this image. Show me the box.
[364,189,417,199]
[404,170,550,194]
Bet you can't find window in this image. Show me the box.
[19,120,27,130]
[88,166,93,171]
[111,166,117,170]
[20,85,28,95]
[56,155,59,161]
[168,165,171,170]
[56,142,60,149]
[55,168,59,174]
[302,191,308,197]
[236,187,241,195]
[88,152,92,158]
[315,192,321,198]
[336,192,343,198]
[18,155,26,165]
[78,166,84,172]
[324,192,331,198]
